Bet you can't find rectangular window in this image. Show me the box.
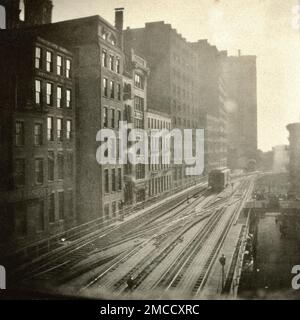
[111,109,115,128]
[57,86,62,108]
[57,152,64,180]
[67,152,74,178]
[58,191,64,220]
[57,118,63,142]
[116,58,120,74]
[15,204,27,237]
[57,55,62,75]
[112,169,116,192]
[66,59,71,78]
[104,169,109,193]
[37,201,45,232]
[35,159,44,185]
[134,96,144,112]
[48,193,55,223]
[66,120,72,140]
[117,84,121,100]
[104,204,110,220]
[117,110,122,128]
[34,123,43,146]
[136,164,145,180]
[103,78,108,97]
[15,159,25,187]
[112,201,117,217]
[47,117,54,141]
[102,50,107,67]
[109,55,114,71]
[118,168,122,190]
[46,51,53,72]
[118,201,122,215]
[35,80,41,104]
[134,73,144,89]
[35,47,42,69]
[110,81,115,99]
[48,151,54,181]
[46,83,53,106]
[68,190,74,217]
[103,107,108,128]
[66,89,71,108]
[15,121,24,146]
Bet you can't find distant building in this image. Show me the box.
[147,109,172,199]
[287,123,300,197]
[190,40,228,172]
[272,145,289,173]
[223,52,258,170]
[124,22,208,186]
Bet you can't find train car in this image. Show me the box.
[208,168,231,191]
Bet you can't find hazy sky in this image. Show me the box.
[51,0,300,151]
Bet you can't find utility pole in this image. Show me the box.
[219,254,226,292]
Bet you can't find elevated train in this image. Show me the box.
[208,168,231,191]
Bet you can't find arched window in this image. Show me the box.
[19,0,25,21]
[0,5,6,29]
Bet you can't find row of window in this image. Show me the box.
[148,117,171,130]
[148,176,171,197]
[103,78,122,100]
[48,190,74,224]
[104,200,123,220]
[14,151,73,187]
[35,47,72,78]
[173,117,199,128]
[103,107,122,129]
[104,168,122,194]
[35,80,72,108]
[15,118,73,146]
[13,191,73,237]
[47,117,73,142]
[102,50,121,74]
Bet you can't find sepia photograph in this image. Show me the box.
[1,0,300,305]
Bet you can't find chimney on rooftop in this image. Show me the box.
[115,8,124,32]
[115,8,124,50]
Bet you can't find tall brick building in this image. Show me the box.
[222,53,258,170]
[35,12,126,223]
[123,48,150,206]
[0,31,76,246]
[190,40,228,172]
[124,22,205,188]
[0,1,126,251]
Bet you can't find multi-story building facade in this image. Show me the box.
[147,109,173,199]
[0,32,76,247]
[124,22,204,188]
[0,2,126,251]
[222,53,258,170]
[35,9,126,223]
[191,40,228,172]
[123,48,149,206]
